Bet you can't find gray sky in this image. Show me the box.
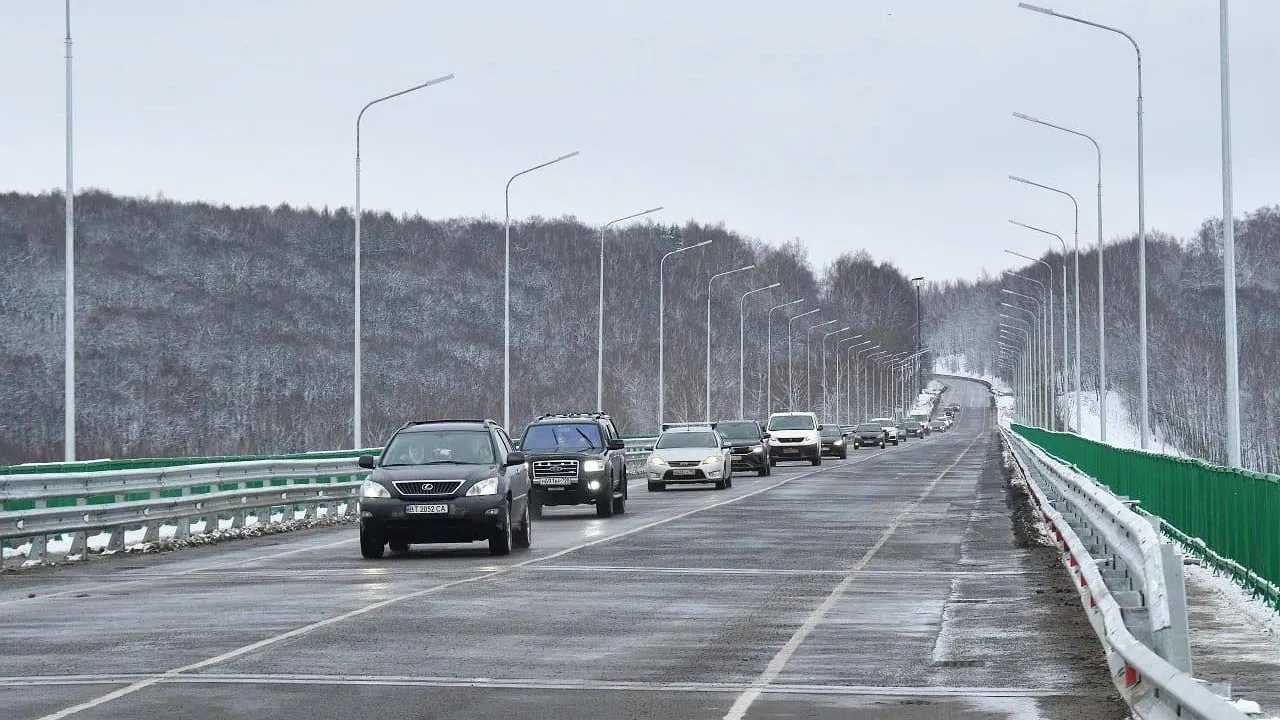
[4,1,1279,282]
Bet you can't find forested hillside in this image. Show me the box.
[926,206,1280,472]
[0,191,921,463]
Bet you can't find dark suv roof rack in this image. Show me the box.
[397,418,500,431]
[535,412,612,421]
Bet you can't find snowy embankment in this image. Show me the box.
[1,504,354,567]
[1059,390,1188,458]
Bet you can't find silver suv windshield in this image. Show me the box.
[655,432,719,449]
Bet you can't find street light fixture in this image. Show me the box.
[1219,0,1242,467]
[504,150,581,430]
[1011,113,1098,439]
[353,72,455,447]
[835,336,866,424]
[597,206,663,411]
[1018,2,1149,448]
[805,320,840,410]
[658,240,712,425]
[786,309,822,410]
[853,343,879,423]
[820,327,853,419]
[706,265,756,421]
[911,276,924,390]
[739,283,780,419]
[1005,250,1055,430]
[766,299,805,417]
[1001,306,1042,426]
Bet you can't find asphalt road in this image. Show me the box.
[0,378,1127,720]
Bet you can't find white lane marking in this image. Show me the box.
[0,535,357,607]
[722,423,989,720]
[529,565,1024,577]
[34,447,893,720]
[0,672,1083,697]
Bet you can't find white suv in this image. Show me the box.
[765,412,822,466]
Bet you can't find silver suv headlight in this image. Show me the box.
[360,479,390,498]
[465,477,500,496]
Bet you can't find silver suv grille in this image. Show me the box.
[392,480,462,496]
[532,459,579,478]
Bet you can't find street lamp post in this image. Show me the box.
[1018,2,1149,448]
[1004,277,1050,427]
[1001,322,1035,422]
[63,0,75,461]
[820,327,852,420]
[1011,114,1099,439]
[1219,0,1242,467]
[1010,220,1074,432]
[1005,251,1055,430]
[597,206,663,411]
[658,240,713,425]
[739,283,780,419]
[706,265,756,421]
[504,150,580,430]
[805,320,839,410]
[353,73,455,447]
[787,309,822,410]
[855,344,880,423]
[911,276,924,391]
[766,300,805,417]
[835,337,866,424]
[1001,309,1041,426]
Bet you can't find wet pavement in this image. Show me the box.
[0,378,1127,719]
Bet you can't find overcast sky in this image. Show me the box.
[4,1,1279,282]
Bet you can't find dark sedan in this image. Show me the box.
[851,423,888,449]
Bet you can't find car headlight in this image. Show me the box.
[650,456,668,466]
[581,459,605,473]
[702,455,721,465]
[750,445,764,454]
[833,439,844,445]
[806,432,821,444]
[465,477,500,496]
[360,479,390,498]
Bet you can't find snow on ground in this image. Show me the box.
[1,504,350,564]
[1060,390,1188,458]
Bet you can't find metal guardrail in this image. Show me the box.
[1,441,660,565]
[1004,428,1248,720]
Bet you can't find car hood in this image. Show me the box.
[521,450,604,461]
[769,429,815,440]
[370,464,498,484]
[650,447,721,463]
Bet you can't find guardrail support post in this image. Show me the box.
[142,521,160,544]
[67,530,86,557]
[1157,542,1193,675]
[26,534,47,564]
[174,517,191,540]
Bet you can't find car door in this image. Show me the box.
[602,420,624,484]
[495,428,528,512]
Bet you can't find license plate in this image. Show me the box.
[782,448,798,455]
[404,504,448,514]
[535,477,575,485]
[672,469,697,477]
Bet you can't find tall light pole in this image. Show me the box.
[1005,251,1055,430]
[766,300,805,417]
[63,0,76,461]
[1010,220,1075,433]
[658,240,712,425]
[855,344,880,422]
[835,337,866,424]
[706,265,755,422]
[597,206,663,411]
[787,309,822,410]
[739,283,780,419]
[1004,277,1050,425]
[1219,0,1241,467]
[1001,322,1035,422]
[911,276,924,391]
[865,350,890,419]
[1012,114,1098,439]
[820,327,852,420]
[353,73,455,447]
[504,151,580,430]
[805,320,839,410]
[1002,304,1043,426]
[1019,2,1148,448]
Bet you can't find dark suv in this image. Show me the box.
[819,424,849,458]
[519,413,628,518]
[356,419,531,558]
[715,419,772,476]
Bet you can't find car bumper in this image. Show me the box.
[772,442,819,460]
[730,451,767,470]
[646,465,724,483]
[852,436,884,446]
[820,442,847,455]
[529,471,609,506]
[359,496,506,542]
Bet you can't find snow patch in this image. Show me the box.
[1060,390,1187,459]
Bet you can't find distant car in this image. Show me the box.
[869,417,900,446]
[645,425,733,491]
[929,419,947,433]
[851,423,888,449]
[902,420,926,439]
[765,411,823,466]
[356,419,532,558]
[519,412,628,518]
[819,424,849,459]
[716,419,772,476]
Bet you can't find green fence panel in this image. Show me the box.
[1011,423,1280,610]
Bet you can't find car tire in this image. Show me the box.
[596,484,615,518]
[648,481,665,492]
[713,477,727,490]
[530,496,543,518]
[769,457,777,467]
[513,501,532,549]
[388,539,409,554]
[489,502,513,556]
[612,474,627,515]
[360,528,385,559]
[757,463,768,477]
[810,454,822,466]
[840,450,848,459]
[725,473,733,489]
